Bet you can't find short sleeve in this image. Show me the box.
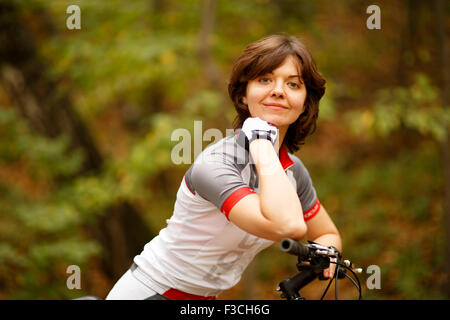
[291,155,321,221]
[185,151,255,219]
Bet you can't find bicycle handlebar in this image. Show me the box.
[280,238,310,258]
[280,238,341,260]
[278,238,362,300]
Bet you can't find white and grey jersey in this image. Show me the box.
[133,131,321,298]
[185,131,319,219]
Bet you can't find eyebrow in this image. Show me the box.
[287,75,304,83]
[267,71,303,81]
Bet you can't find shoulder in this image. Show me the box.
[287,153,319,211]
[288,153,312,180]
[185,133,248,194]
[192,133,247,171]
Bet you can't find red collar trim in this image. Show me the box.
[235,130,293,170]
[279,147,294,171]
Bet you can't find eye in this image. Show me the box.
[259,77,271,84]
[288,82,300,88]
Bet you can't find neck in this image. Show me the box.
[275,126,288,153]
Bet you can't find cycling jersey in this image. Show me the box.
[132,130,321,297]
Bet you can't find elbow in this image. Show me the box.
[276,220,307,241]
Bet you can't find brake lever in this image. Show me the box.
[306,241,341,258]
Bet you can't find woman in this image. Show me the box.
[106,34,341,300]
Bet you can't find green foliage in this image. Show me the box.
[333,71,446,299]
[345,74,449,141]
[312,136,444,299]
[0,108,84,177]
[0,108,100,298]
[1,0,447,300]
[29,239,100,269]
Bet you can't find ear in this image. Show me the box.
[241,96,247,105]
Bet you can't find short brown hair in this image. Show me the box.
[228,34,326,153]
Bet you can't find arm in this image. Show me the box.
[228,139,307,241]
[305,205,341,251]
[305,204,341,278]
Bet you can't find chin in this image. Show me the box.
[257,115,279,125]
[263,118,289,128]
[251,113,294,128]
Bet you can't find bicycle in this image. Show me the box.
[277,238,363,300]
[75,239,363,301]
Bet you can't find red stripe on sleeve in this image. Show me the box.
[221,187,256,220]
[303,200,321,222]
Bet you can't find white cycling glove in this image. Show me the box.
[241,117,279,146]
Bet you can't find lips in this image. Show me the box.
[263,103,287,109]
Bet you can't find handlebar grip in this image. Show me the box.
[280,238,310,259]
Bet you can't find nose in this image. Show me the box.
[270,82,285,98]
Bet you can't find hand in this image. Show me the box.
[323,257,337,279]
[241,117,278,146]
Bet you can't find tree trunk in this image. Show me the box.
[198,0,224,91]
[0,1,155,283]
[433,0,450,298]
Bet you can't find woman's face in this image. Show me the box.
[242,55,307,139]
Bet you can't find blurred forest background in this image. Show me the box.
[0,0,449,300]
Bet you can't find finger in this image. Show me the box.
[325,265,336,279]
[328,259,337,278]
